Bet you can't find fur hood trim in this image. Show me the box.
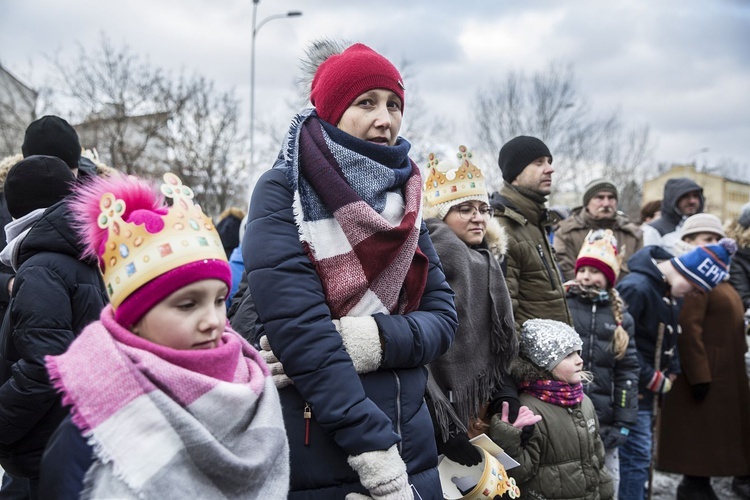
[725,221,750,249]
[510,355,552,385]
[0,154,23,191]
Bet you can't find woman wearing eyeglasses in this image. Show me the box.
[422,146,521,467]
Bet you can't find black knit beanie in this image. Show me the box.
[4,155,76,219]
[497,136,552,183]
[21,115,81,170]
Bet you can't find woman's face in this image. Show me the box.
[337,89,402,146]
[443,201,492,246]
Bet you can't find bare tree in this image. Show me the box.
[49,35,187,175]
[472,61,653,216]
[0,63,38,158]
[156,76,249,217]
[46,34,248,215]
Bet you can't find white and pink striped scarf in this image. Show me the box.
[45,305,289,499]
[284,110,428,317]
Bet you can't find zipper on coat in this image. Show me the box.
[391,371,403,453]
[303,402,312,446]
[537,244,556,290]
[587,303,597,371]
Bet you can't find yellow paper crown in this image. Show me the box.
[576,229,622,278]
[424,145,487,207]
[97,173,226,308]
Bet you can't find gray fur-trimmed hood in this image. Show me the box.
[725,220,750,249]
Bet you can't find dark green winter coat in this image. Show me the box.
[489,358,613,500]
[490,183,572,332]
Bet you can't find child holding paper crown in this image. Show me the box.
[490,318,614,499]
[421,146,519,467]
[566,229,639,496]
[37,173,289,500]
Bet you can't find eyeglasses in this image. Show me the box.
[452,204,494,220]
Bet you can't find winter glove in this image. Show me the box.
[647,370,672,394]
[437,432,482,466]
[488,395,520,423]
[333,317,383,374]
[347,445,413,500]
[259,335,293,388]
[602,427,630,450]
[691,382,710,402]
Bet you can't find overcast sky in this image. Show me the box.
[2,0,749,175]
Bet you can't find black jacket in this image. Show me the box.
[567,289,639,448]
[0,200,108,478]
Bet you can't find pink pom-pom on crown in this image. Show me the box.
[68,174,166,265]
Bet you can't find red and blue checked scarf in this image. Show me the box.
[284,109,428,317]
[45,306,289,499]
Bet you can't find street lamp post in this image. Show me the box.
[250,0,302,169]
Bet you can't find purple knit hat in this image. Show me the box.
[69,172,230,327]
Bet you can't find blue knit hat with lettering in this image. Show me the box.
[670,238,737,292]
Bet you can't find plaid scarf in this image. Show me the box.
[45,306,289,499]
[519,380,584,407]
[284,109,428,317]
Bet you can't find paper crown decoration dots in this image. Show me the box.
[424,145,487,206]
[97,172,226,308]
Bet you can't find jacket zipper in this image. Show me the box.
[537,244,556,290]
[303,402,312,446]
[392,371,403,453]
[587,303,597,371]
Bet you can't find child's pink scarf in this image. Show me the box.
[45,305,289,499]
[519,380,584,407]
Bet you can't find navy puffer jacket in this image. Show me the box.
[244,163,457,499]
[0,200,108,478]
[616,246,682,410]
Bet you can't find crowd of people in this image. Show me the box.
[0,38,749,500]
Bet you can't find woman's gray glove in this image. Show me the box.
[259,335,293,388]
[346,444,413,499]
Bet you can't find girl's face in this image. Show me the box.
[336,89,402,146]
[132,279,228,350]
[552,351,584,385]
[684,232,721,246]
[575,265,608,289]
[443,201,493,246]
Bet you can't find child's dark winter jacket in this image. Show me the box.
[0,200,108,478]
[566,287,639,449]
[615,246,681,410]
[489,357,614,500]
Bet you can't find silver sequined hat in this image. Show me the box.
[520,319,582,371]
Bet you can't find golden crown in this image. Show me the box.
[424,145,487,206]
[577,229,622,276]
[97,173,226,308]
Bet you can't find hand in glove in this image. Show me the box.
[333,317,383,374]
[647,370,672,394]
[437,432,482,466]
[489,395,520,423]
[347,445,413,500]
[259,335,293,388]
[691,382,710,402]
[602,427,630,450]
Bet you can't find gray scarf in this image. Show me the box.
[425,218,518,438]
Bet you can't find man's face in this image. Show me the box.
[676,190,702,216]
[586,191,617,220]
[512,156,554,196]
